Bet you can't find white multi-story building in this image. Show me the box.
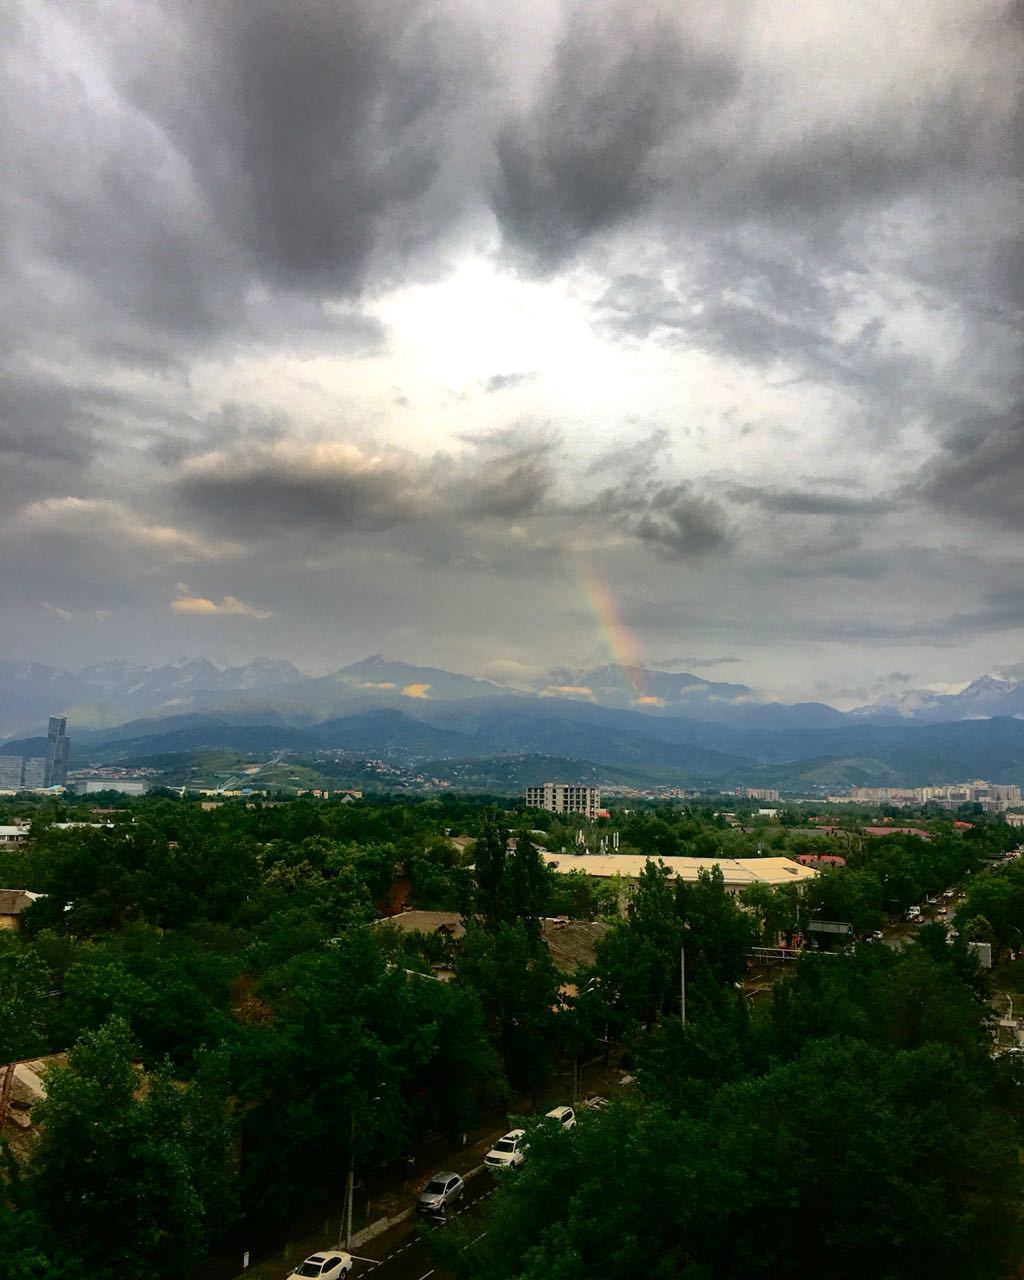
[525,783,602,821]
[22,758,46,789]
[850,781,1022,811]
[0,757,23,790]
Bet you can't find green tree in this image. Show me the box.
[456,921,559,1097]
[0,934,49,1062]
[474,813,508,927]
[453,1038,1022,1280]
[28,1019,205,1279]
[963,914,995,943]
[504,830,552,932]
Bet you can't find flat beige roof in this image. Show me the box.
[544,854,817,887]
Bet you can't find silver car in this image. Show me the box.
[416,1171,465,1217]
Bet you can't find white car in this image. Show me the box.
[289,1251,352,1278]
[545,1105,576,1131]
[485,1129,528,1170]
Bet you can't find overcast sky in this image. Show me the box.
[1,0,1021,706]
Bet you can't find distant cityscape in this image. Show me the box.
[0,715,69,791]
[838,782,1022,811]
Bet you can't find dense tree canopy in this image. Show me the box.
[0,791,1021,1277]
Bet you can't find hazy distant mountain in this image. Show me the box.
[16,699,1023,791]
[852,673,1024,724]
[539,663,845,729]
[4,656,1024,787]
[0,657,305,737]
[574,663,753,705]
[311,655,520,704]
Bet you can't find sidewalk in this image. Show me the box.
[222,1056,625,1280]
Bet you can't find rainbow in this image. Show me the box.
[575,558,647,700]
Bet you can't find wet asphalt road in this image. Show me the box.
[334,1171,494,1280]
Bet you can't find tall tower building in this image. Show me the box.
[45,715,70,787]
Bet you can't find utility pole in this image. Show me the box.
[343,1109,355,1250]
[680,947,686,1027]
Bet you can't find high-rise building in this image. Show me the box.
[22,758,47,789]
[45,715,70,787]
[525,783,602,821]
[0,757,23,789]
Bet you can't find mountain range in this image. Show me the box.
[3,654,1024,791]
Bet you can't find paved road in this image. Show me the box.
[322,1173,495,1280]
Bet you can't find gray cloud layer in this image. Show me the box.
[1,0,1022,697]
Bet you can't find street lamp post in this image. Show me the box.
[574,977,600,1105]
[343,1110,356,1251]
[342,1082,385,1251]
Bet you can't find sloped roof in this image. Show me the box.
[375,909,466,939]
[0,889,42,916]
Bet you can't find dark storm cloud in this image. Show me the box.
[492,4,1020,267]
[0,373,102,464]
[920,404,1024,530]
[2,0,483,385]
[176,448,421,537]
[173,428,561,539]
[454,433,555,519]
[121,0,483,294]
[492,3,739,266]
[727,484,899,517]
[589,480,731,559]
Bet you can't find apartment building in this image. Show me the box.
[525,783,602,821]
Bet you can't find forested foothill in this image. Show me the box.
[1,792,1022,1278]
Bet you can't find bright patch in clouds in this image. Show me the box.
[170,586,272,620]
[401,683,432,699]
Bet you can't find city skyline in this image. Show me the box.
[2,1,1021,708]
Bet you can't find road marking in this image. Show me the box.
[350,1256,380,1264]
[415,1272,435,1280]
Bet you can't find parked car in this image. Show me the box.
[416,1171,465,1217]
[943,889,955,899]
[545,1105,576,1131]
[485,1129,528,1170]
[870,930,884,942]
[289,1252,352,1278]
[581,1094,609,1111]
[937,906,948,916]
[926,896,938,905]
